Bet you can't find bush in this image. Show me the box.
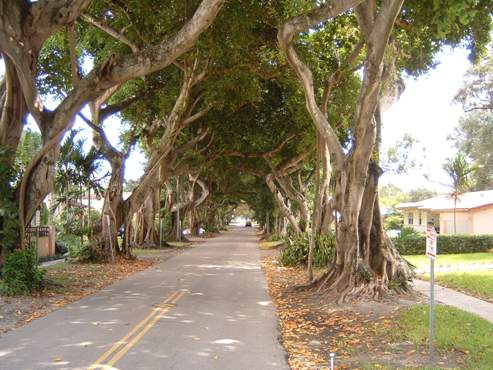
[54,208,101,243]
[0,147,19,258]
[279,232,335,267]
[57,234,92,261]
[204,225,220,234]
[400,226,421,238]
[393,234,493,255]
[0,246,45,295]
[267,232,282,242]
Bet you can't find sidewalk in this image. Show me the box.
[413,279,493,323]
[415,263,493,274]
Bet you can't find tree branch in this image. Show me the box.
[278,0,364,170]
[180,105,211,127]
[266,174,301,233]
[77,112,118,155]
[67,23,80,87]
[28,0,92,48]
[80,14,140,53]
[321,40,364,116]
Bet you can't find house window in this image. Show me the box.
[419,212,422,225]
[408,212,414,225]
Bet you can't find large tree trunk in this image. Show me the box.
[190,208,201,236]
[315,164,412,302]
[100,155,126,256]
[128,189,159,248]
[22,120,61,231]
[278,0,407,300]
[319,140,333,234]
[143,189,160,245]
[307,136,323,280]
[0,56,27,158]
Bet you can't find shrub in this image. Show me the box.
[400,226,422,238]
[68,242,92,261]
[0,147,19,259]
[267,232,282,242]
[279,232,335,267]
[57,234,92,261]
[204,225,220,234]
[0,246,45,295]
[393,234,493,255]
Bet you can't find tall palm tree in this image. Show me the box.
[54,130,106,242]
[443,154,476,234]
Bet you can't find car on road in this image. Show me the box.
[245,220,252,227]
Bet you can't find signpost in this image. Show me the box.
[426,223,437,360]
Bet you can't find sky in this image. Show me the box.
[0,45,473,192]
[381,46,471,194]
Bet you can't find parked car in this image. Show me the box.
[245,220,252,227]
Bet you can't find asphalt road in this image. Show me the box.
[0,227,288,370]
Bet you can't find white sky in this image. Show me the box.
[0,45,472,191]
[381,46,471,194]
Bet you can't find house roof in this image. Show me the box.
[396,190,493,212]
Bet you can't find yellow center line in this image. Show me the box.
[104,290,187,367]
[88,290,181,370]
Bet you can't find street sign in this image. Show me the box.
[426,226,437,259]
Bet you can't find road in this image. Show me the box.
[0,227,288,370]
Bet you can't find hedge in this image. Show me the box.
[393,234,493,255]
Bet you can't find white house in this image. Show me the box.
[396,190,493,235]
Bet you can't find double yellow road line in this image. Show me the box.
[88,289,188,369]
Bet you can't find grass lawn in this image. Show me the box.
[404,252,493,270]
[132,242,191,257]
[394,305,493,369]
[43,261,69,270]
[166,241,191,248]
[132,248,170,257]
[259,240,285,250]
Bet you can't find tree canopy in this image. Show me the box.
[1,0,493,299]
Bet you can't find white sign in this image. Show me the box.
[426,227,437,259]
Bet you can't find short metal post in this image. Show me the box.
[329,352,335,370]
[429,258,435,360]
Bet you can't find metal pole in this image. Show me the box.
[329,353,335,370]
[429,258,435,360]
